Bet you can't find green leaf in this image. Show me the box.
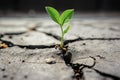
[60,9,74,26]
[45,6,60,24]
[63,25,71,35]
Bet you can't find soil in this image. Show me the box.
[0,14,120,80]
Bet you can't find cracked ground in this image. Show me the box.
[0,14,120,80]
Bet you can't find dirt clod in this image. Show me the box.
[0,43,8,49]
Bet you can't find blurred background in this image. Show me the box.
[0,0,120,16]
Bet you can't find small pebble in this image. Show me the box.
[45,58,56,64]
[27,23,37,31]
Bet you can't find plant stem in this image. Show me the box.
[60,26,64,48]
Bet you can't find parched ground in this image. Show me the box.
[0,13,120,80]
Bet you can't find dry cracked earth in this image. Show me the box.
[0,14,120,80]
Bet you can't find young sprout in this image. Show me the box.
[45,6,74,48]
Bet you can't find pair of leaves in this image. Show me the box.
[45,6,74,26]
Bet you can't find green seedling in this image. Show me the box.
[45,6,74,49]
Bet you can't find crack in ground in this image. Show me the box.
[64,37,120,45]
[54,43,120,80]
[16,44,55,49]
[93,69,120,80]
[0,32,26,38]
[0,39,14,47]
[3,32,26,35]
[35,32,120,45]
[56,45,96,80]
[0,38,55,49]
[59,49,120,80]
[40,31,61,41]
[1,36,120,49]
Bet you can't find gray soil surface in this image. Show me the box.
[0,14,120,80]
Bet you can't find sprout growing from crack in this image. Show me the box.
[45,6,74,49]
